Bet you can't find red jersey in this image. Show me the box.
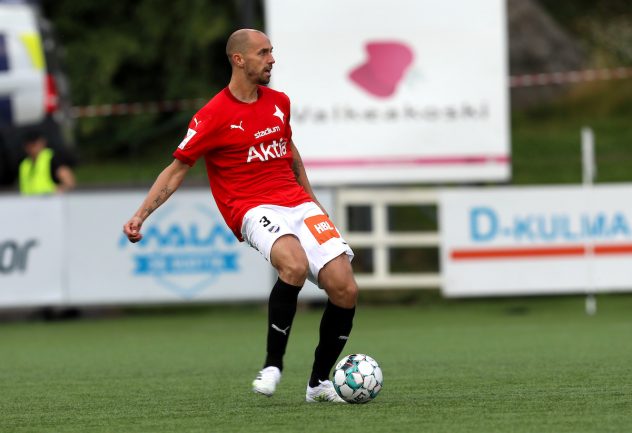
[173,86,312,240]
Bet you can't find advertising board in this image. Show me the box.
[440,185,632,296]
[0,197,64,306]
[68,190,330,304]
[65,190,329,305]
[265,0,510,184]
[0,189,333,308]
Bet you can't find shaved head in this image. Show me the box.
[226,29,267,64]
[225,28,275,90]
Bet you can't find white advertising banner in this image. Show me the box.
[265,0,510,185]
[440,185,632,297]
[65,190,327,305]
[0,197,64,306]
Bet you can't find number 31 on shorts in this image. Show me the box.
[304,214,341,245]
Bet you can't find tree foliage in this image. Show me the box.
[538,0,632,66]
[43,0,242,104]
[41,0,258,159]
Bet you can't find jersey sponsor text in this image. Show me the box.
[254,125,281,139]
[304,214,340,245]
[314,220,335,234]
[246,138,288,163]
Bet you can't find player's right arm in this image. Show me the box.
[123,158,190,243]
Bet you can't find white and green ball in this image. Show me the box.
[333,354,383,403]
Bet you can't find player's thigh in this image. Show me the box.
[294,202,354,284]
[241,205,309,281]
[241,205,293,262]
[270,234,309,279]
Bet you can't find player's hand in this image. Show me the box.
[123,216,144,243]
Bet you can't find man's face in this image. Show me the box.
[24,138,45,159]
[242,33,275,85]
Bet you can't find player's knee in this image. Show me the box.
[277,258,309,286]
[329,280,358,309]
[343,282,359,307]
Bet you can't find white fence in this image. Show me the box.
[336,188,441,289]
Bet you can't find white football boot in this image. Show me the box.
[305,380,347,403]
[252,366,282,396]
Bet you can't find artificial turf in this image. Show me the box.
[1,295,631,433]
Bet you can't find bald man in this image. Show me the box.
[123,29,358,403]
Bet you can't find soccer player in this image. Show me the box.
[122,29,357,403]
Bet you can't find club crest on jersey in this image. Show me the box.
[273,105,285,123]
[246,138,288,163]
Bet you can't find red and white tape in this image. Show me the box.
[70,67,632,118]
[509,66,632,88]
[70,98,207,119]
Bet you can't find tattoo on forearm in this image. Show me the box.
[142,186,172,218]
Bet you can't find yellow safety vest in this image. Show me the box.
[19,148,57,195]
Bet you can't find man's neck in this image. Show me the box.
[228,79,259,103]
[28,148,45,161]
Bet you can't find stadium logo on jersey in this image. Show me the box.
[254,125,281,139]
[246,138,288,163]
[349,41,414,98]
[178,128,197,149]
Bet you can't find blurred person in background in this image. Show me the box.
[123,28,357,403]
[19,129,76,195]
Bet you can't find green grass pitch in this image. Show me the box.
[1,295,631,433]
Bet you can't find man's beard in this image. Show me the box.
[247,67,271,85]
[257,71,271,85]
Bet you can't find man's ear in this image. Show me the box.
[232,53,244,68]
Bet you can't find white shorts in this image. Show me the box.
[240,201,354,286]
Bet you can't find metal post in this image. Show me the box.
[581,126,597,315]
[582,127,596,185]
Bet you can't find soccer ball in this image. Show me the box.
[333,354,383,403]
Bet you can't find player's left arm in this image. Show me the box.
[290,140,328,216]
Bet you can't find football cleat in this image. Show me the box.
[252,366,281,397]
[305,380,347,403]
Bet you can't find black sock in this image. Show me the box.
[263,278,302,371]
[309,300,355,387]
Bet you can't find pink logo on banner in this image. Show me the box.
[349,41,414,98]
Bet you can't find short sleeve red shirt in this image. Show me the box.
[173,86,312,241]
